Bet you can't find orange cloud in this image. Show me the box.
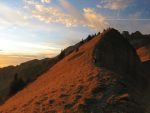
[83,8,109,30]
[25,0,109,31]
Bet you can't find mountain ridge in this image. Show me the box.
[0,28,149,113]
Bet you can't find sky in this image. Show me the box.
[0,0,150,67]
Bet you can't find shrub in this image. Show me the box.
[79,38,84,46]
[9,73,26,96]
[58,50,65,60]
[86,35,93,41]
[97,32,100,35]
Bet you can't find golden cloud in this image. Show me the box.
[25,0,109,31]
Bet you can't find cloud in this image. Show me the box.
[24,0,109,31]
[24,0,78,27]
[58,1,109,31]
[0,2,57,33]
[97,0,133,10]
[41,0,51,3]
[0,38,61,62]
[0,3,29,28]
[59,0,83,20]
[83,8,109,30]
[24,0,51,4]
[0,38,60,67]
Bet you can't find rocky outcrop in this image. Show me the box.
[122,31,150,62]
[94,29,145,80]
[128,31,150,49]
[94,28,147,112]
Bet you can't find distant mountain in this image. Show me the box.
[122,31,150,62]
[122,31,150,49]
[0,28,149,113]
[0,58,58,104]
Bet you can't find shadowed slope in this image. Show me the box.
[94,29,147,91]
[0,58,57,104]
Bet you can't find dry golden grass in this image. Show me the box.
[0,35,101,113]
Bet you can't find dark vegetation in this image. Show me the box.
[56,32,99,61]
[9,73,26,96]
[58,50,65,60]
